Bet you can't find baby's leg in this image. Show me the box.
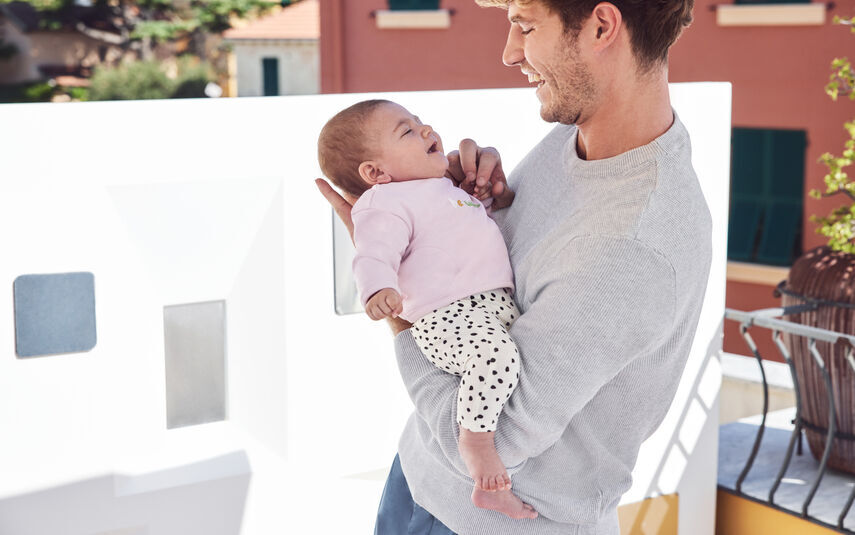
[471,488,538,520]
[456,306,521,492]
[459,427,510,492]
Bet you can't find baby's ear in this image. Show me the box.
[358,161,392,186]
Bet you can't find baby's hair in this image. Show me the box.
[318,99,391,197]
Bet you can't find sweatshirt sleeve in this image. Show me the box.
[352,202,412,306]
[393,235,676,474]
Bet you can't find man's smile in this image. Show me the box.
[522,69,545,87]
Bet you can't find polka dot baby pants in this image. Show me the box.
[411,288,520,433]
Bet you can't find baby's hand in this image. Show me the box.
[473,181,492,201]
[366,288,403,321]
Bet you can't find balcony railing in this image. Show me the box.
[723,307,855,531]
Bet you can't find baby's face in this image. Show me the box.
[365,102,448,183]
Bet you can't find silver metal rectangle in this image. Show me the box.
[333,210,363,315]
[163,300,227,429]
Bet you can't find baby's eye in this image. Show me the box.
[402,128,412,136]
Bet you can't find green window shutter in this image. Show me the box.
[728,128,806,266]
[388,0,440,10]
[769,130,806,202]
[756,201,802,265]
[727,200,763,262]
[262,58,279,96]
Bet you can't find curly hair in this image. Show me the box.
[475,0,694,72]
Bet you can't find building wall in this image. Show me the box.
[320,0,855,356]
[0,16,37,83]
[673,1,855,353]
[0,23,120,85]
[670,0,855,254]
[320,0,521,93]
[232,40,319,97]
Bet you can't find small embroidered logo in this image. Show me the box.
[448,198,481,208]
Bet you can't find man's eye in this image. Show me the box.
[521,28,533,35]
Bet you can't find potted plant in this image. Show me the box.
[779,15,855,474]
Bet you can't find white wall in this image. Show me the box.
[0,85,729,534]
[230,39,319,97]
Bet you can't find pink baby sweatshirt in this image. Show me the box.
[351,177,514,322]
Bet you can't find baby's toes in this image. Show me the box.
[502,474,512,490]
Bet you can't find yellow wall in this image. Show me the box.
[619,494,679,535]
[716,490,839,535]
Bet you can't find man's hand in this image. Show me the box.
[446,139,515,210]
[315,178,357,242]
[365,288,403,321]
[315,178,413,335]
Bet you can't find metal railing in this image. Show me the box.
[724,306,855,531]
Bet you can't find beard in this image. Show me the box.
[538,33,596,125]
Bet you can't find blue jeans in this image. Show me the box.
[374,454,457,535]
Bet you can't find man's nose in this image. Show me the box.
[502,26,523,67]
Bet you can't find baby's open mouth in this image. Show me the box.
[427,141,438,154]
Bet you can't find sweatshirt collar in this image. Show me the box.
[564,110,688,178]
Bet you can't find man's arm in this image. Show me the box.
[394,235,677,473]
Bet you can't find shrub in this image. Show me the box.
[0,82,54,103]
[89,60,173,101]
[88,58,211,101]
[810,16,855,254]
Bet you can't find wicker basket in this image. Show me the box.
[781,246,855,475]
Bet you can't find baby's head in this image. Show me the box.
[318,99,448,197]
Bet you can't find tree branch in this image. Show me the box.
[823,189,855,202]
[75,23,125,45]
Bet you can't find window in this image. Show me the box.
[728,128,805,266]
[262,57,279,97]
[388,0,440,10]
[717,1,824,26]
[376,1,449,28]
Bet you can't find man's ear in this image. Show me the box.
[591,2,622,51]
[358,161,392,186]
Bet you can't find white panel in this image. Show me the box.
[0,86,727,533]
[225,183,288,456]
[106,178,282,304]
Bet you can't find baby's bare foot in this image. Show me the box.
[472,488,538,520]
[459,428,511,491]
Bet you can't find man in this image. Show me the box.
[317,0,710,533]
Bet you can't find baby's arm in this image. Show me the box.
[352,202,412,315]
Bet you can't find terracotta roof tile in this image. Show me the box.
[223,0,318,40]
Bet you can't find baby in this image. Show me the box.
[318,99,537,521]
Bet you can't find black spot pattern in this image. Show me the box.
[411,288,521,433]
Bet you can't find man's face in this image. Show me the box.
[502,1,596,125]
[366,102,448,182]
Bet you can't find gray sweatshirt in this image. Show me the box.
[393,114,713,535]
